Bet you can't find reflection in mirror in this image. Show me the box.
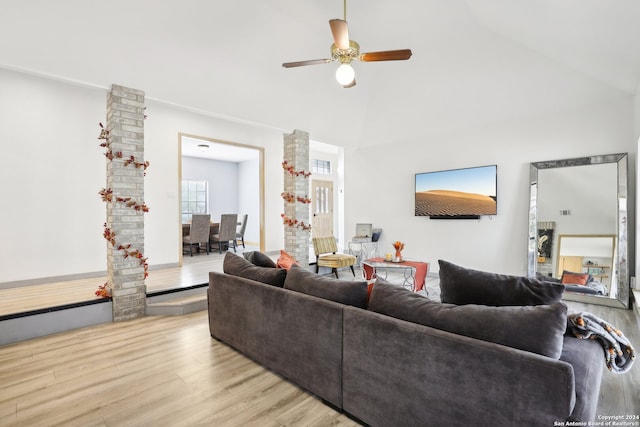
[528,153,629,308]
[556,234,616,297]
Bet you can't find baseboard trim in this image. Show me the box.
[0,271,107,290]
[0,262,181,290]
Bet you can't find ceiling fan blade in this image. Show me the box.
[329,19,350,50]
[359,49,413,62]
[282,59,332,68]
[343,79,356,89]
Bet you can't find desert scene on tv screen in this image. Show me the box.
[415,166,497,216]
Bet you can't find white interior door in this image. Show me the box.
[312,179,334,238]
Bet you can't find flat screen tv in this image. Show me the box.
[415,165,497,218]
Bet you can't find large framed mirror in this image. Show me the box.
[527,153,629,308]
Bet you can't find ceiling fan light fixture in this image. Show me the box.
[281,0,412,86]
[335,63,355,86]
[197,144,210,152]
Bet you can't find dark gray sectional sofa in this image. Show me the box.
[208,254,604,427]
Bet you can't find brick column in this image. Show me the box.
[106,85,146,321]
[283,130,310,267]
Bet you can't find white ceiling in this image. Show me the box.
[1,0,639,149]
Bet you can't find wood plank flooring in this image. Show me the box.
[0,250,230,317]
[0,252,638,424]
[0,311,359,426]
[0,302,637,426]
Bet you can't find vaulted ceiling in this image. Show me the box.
[1,0,639,148]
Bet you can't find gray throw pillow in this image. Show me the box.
[223,253,286,287]
[438,259,564,306]
[368,280,567,359]
[243,250,277,268]
[284,265,368,308]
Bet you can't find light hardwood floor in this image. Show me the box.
[0,302,637,426]
[0,250,232,317]
[0,310,359,426]
[0,253,638,424]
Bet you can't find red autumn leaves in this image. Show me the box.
[95,122,150,298]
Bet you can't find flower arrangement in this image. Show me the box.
[392,241,405,261]
[392,241,405,251]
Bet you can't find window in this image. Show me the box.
[181,180,208,223]
[311,159,331,175]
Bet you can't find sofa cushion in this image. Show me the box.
[223,253,287,287]
[438,259,565,306]
[276,249,298,270]
[284,264,368,308]
[243,250,277,268]
[368,280,567,359]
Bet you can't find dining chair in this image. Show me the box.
[236,214,248,248]
[183,214,211,256]
[211,214,238,254]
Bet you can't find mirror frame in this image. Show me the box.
[527,153,629,308]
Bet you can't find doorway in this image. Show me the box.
[311,179,334,238]
[178,133,265,265]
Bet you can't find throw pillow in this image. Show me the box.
[562,270,593,283]
[368,280,567,359]
[243,250,277,268]
[438,259,565,306]
[276,250,298,270]
[561,272,589,285]
[284,264,368,308]
[223,252,287,287]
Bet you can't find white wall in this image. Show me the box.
[0,69,287,283]
[538,163,618,235]
[144,101,285,266]
[345,97,637,276]
[0,69,106,282]
[2,66,636,284]
[181,156,259,247]
[182,156,239,219]
[237,158,260,246]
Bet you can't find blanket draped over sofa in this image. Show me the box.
[567,312,636,373]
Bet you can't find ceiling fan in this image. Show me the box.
[282,0,412,88]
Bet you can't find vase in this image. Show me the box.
[395,249,402,262]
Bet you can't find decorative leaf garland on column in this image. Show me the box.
[95,122,150,298]
[281,160,312,231]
